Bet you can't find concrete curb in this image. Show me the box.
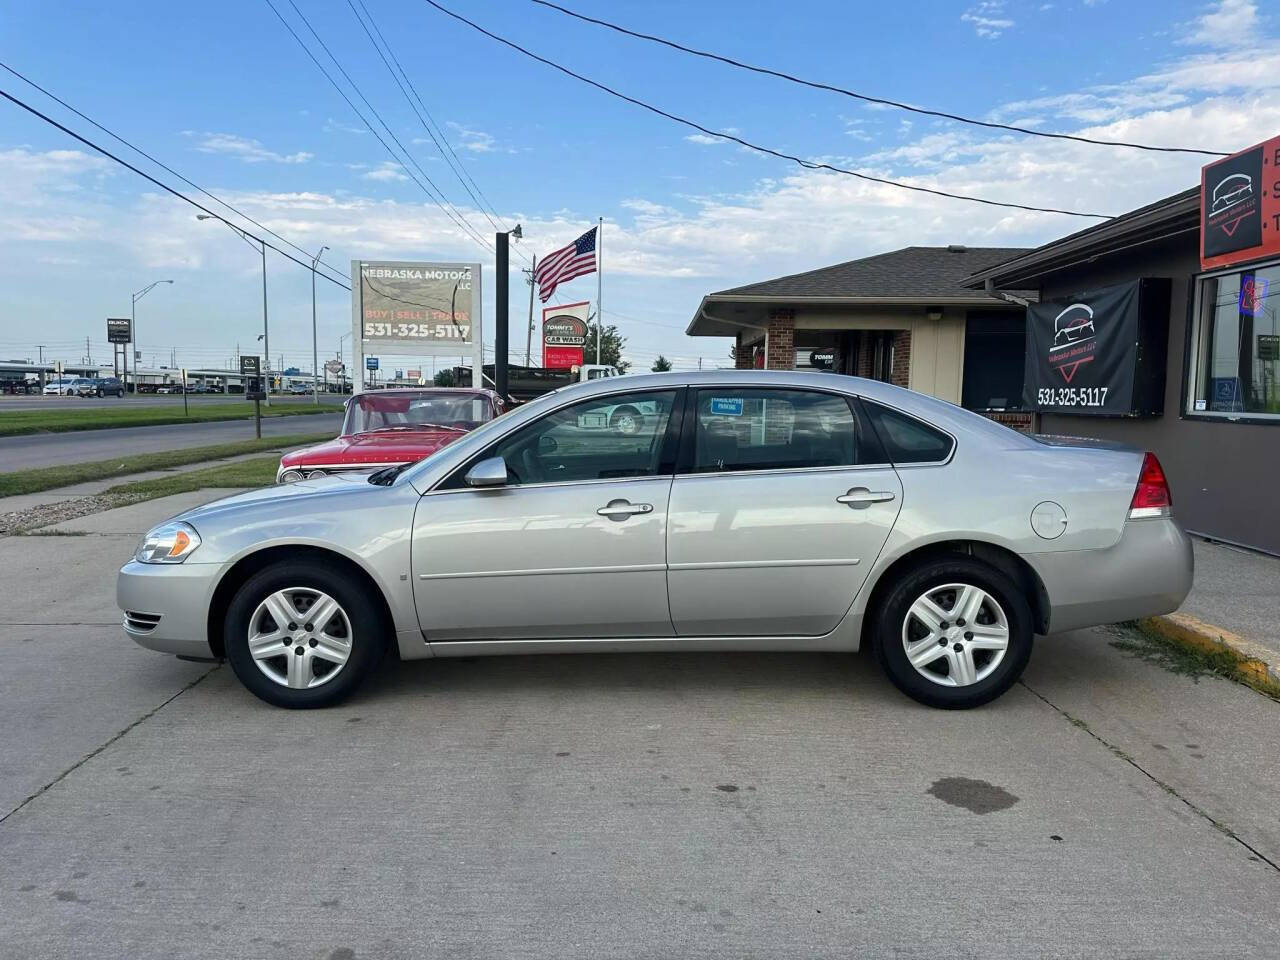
[1138,612,1280,699]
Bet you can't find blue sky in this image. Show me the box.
[1,0,1276,374]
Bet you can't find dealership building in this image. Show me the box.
[687,138,1280,554]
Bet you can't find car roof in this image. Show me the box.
[351,387,499,398]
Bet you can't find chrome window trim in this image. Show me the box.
[421,473,675,497]
[676,462,894,481]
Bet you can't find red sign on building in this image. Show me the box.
[1201,134,1280,271]
[542,301,590,369]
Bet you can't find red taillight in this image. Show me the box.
[1129,452,1171,516]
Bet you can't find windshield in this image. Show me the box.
[342,390,495,435]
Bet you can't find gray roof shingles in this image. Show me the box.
[710,246,1032,300]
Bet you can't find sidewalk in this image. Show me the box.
[1140,537,1280,696]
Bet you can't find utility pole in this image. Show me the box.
[494,223,522,402]
[523,256,537,367]
[85,337,92,365]
[310,245,328,404]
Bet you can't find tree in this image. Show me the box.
[651,355,673,372]
[580,320,630,373]
[433,368,457,387]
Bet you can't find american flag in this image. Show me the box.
[534,227,597,302]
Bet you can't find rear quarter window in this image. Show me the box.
[861,400,954,464]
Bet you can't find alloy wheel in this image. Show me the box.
[247,587,353,690]
[901,582,1009,687]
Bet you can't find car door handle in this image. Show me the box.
[597,499,654,520]
[836,487,896,509]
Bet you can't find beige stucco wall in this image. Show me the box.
[792,306,968,404]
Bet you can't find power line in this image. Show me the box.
[347,0,511,236]
[0,61,352,286]
[264,0,497,255]
[0,85,354,290]
[421,0,1113,220]
[529,0,1229,158]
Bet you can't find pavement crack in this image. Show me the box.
[1019,678,1280,874]
[0,664,220,826]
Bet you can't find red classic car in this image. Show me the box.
[276,387,505,483]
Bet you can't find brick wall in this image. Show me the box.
[734,333,755,369]
[890,331,911,387]
[855,333,874,378]
[983,411,1035,433]
[765,310,795,370]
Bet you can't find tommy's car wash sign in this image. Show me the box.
[1023,279,1169,417]
[1201,135,1280,270]
[542,300,589,369]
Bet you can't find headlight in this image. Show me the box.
[278,469,305,483]
[306,469,327,478]
[135,521,202,564]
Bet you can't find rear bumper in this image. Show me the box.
[117,560,222,658]
[1027,517,1194,635]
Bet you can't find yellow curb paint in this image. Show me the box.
[1137,612,1280,699]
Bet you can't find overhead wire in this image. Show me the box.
[0,61,352,286]
[528,0,1229,158]
[347,0,514,238]
[264,0,497,255]
[0,86,353,289]
[421,0,1114,220]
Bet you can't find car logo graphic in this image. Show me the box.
[1048,303,1097,383]
[1208,172,1257,238]
[1050,303,1095,350]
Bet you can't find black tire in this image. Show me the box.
[96,388,104,398]
[610,406,644,435]
[224,560,387,708]
[873,556,1033,710]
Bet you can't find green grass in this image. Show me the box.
[1108,622,1241,683]
[0,433,331,497]
[0,401,342,437]
[103,456,281,499]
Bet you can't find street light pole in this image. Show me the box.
[310,245,328,405]
[198,215,270,406]
[130,279,174,396]
[338,331,352,393]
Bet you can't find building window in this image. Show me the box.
[1189,261,1280,419]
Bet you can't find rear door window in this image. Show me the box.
[687,388,882,473]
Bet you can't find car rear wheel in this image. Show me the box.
[873,556,1033,709]
[224,560,386,708]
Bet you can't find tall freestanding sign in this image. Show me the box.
[542,300,590,369]
[1201,135,1280,271]
[350,260,483,392]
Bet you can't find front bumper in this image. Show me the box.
[117,560,223,657]
[1026,517,1194,635]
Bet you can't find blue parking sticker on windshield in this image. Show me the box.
[709,397,744,416]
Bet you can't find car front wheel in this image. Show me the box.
[224,560,386,708]
[873,556,1033,709]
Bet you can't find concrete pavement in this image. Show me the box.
[0,412,341,472]
[1,494,1279,958]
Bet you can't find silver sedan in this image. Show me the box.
[117,371,1193,710]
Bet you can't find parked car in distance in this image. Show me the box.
[44,377,94,396]
[288,382,312,395]
[118,371,1194,711]
[275,387,505,482]
[2,377,39,394]
[83,376,125,398]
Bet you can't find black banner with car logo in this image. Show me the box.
[1023,279,1169,417]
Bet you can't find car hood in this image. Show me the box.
[173,472,377,524]
[279,430,465,468]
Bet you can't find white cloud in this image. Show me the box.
[684,133,724,145]
[1181,0,1258,47]
[361,161,410,182]
[962,1,1015,38]
[447,122,499,153]
[193,133,312,164]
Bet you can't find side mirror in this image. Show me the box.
[464,456,509,488]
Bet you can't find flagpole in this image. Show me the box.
[596,216,603,366]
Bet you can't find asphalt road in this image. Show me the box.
[0,413,342,472]
[1,493,1278,958]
